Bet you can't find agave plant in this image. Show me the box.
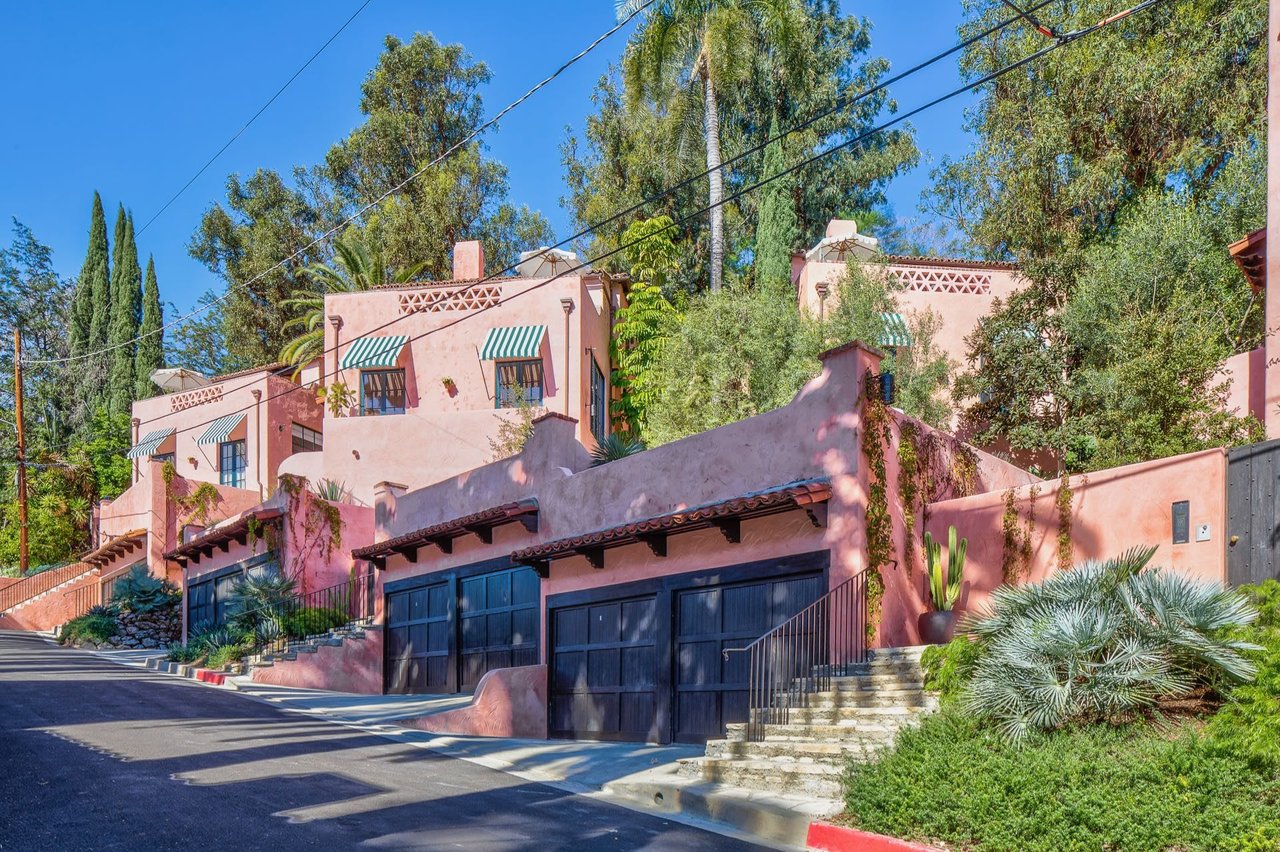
[590,433,646,466]
[962,546,1260,743]
[313,478,347,502]
[924,525,966,612]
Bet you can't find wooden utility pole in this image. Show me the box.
[14,329,28,575]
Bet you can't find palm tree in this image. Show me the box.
[619,0,804,292]
[280,236,425,377]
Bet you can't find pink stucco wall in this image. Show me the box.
[795,254,1024,369]
[0,567,100,632]
[287,266,620,505]
[249,625,384,694]
[1266,0,1280,438]
[1222,345,1266,422]
[399,664,549,739]
[129,368,323,499]
[925,448,1229,621]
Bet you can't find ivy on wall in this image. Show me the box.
[1056,471,1075,571]
[279,474,345,584]
[162,461,222,526]
[1001,484,1042,583]
[861,371,893,645]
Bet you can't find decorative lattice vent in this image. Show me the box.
[170,385,225,412]
[887,266,992,295]
[398,285,503,314]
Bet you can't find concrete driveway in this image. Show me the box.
[0,631,768,851]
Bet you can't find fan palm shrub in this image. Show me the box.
[110,565,180,613]
[963,546,1259,742]
[589,433,646,466]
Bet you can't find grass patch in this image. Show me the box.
[59,612,118,645]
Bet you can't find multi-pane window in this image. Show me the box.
[495,360,544,408]
[219,440,247,488]
[361,369,406,416]
[589,358,608,441]
[152,452,175,466]
[291,423,323,453]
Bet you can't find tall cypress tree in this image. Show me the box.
[134,255,164,399]
[107,211,143,414]
[70,192,112,424]
[92,204,125,350]
[753,112,799,290]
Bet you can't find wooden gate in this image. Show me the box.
[1227,439,1280,586]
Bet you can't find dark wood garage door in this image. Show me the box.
[550,595,662,742]
[674,573,824,742]
[459,567,540,691]
[385,581,453,694]
[1228,439,1280,585]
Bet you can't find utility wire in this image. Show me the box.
[128,0,1172,442]
[119,0,1057,427]
[31,0,658,367]
[136,0,375,237]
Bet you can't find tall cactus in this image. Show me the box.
[924,525,967,611]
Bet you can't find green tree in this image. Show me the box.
[134,256,164,399]
[753,112,798,288]
[70,193,111,423]
[611,217,682,438]
[107,211,142,414]
[324,33,553,276]
[280,235,424,376]
[166,291,231,378]
[620,0,806,292]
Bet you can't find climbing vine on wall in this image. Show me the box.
[279,474,344,581]
[895,418,981,578]
[1056,472,1074,571]
[161,461,222,526]
[861,372,893,645]
[1000,484,1042,583]
[897,421,921,576]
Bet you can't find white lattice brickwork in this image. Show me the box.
[887,266,991,295]
[398,284,503,314]
[170,385,225,412]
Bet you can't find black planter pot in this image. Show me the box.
[918,610,956,645]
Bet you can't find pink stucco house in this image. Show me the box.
[280,240,622,505]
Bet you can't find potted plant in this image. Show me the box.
[441,376,457,396]
[918,524,966,644]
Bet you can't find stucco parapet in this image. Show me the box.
[531,411,579,425]
[818,339,885,362]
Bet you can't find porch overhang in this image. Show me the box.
[126,428,175,459]
[511,479,832,578]
[82,529,147,567]
[165,507,284,566]
[196,412,246,446]
[1229,227,1266,292]
[353,499,540,570]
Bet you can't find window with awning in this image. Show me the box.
[879,312,912,349]
[340,335,409,370]
[480,325,546,361]
[197,412,246,446]
[126,428,175,459]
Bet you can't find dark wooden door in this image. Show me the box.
[458,567,540,690]
[549,595,662,742]
[674,573,825,742]
[384,580,454,694]
[1228,439,1280,586]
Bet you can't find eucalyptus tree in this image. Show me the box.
[618,0,807,292]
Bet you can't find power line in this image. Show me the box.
[32,0,658,368]
[136,0,375,237]
[129,0,1171,443]
[119,0,1058,428]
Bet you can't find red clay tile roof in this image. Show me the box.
[165,508,284,562]
[207,362,290,383]
[880,254,1020,271]
[82,529,147,567]
[510,479,831,566]
[353,499,540,561]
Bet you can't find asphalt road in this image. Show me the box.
[0,632,766,852]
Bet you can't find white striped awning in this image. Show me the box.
[125,428,175,459]
[480,325,546,361]
[196,412,246,446]
[340,335,409,370]
[879,312,912,349]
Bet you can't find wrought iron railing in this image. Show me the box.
[61,581,104,622]
[0,561,96,614]
[211,571,377,662]
[724,570,869,741]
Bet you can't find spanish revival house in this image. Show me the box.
[279,239,622,505]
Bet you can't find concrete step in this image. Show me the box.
[799,691,933,710]
[757,704,935,727]
[821,672,928,690]
[688,757,844,799]
[725,721,914,742]
[704,738,884,763]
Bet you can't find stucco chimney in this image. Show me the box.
[453,240,485,280]
[373,480,409,541]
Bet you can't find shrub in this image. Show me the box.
[284,606,349,639]
[589,433,646,466]
[60,613,118,645]
[1243,579,1280,628]
[920,636,984,701]
[1203,583,1280,774]
[843,708,1280,852]
[963,546,1258,741]
[166,642,204,664]
[110,565,180,613]
[206,643,249,670]
[226,572,296,618]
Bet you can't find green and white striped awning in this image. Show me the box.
[480,325,546,361]
[879,312,912,349]
[125,428,175,459]
[196,412,246,446]
[340,335,409,370]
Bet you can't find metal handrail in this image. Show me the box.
[723,570,869,741]
[0,561,96,614]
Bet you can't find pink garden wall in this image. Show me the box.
[925,448,1229,620]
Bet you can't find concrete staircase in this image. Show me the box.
[240,620,374,672]
[678,646,935,800]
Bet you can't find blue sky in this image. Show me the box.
[0,1,974,313]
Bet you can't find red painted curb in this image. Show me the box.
[194,669,226,685]
[806,821,941,852]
